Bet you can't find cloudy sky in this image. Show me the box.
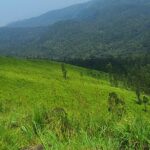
[0,0,89,27]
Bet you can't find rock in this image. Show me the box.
[31,145,44,150]
[21,144,44,150]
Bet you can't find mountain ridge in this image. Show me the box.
[7,1,92,28]
[9,0,150,28]
[0,0,150,59]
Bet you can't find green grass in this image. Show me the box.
[0,57,150,150]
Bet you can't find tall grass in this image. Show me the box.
[0,57,149,149]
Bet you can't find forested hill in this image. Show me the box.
[7,0,150,28]
[0,0,150,59]
[7,2,88,28]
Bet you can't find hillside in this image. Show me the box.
[0,57,150,149]
[0,0,150,58]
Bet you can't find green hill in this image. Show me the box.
[0,57,150,150]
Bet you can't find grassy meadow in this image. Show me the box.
[0,57,150,150]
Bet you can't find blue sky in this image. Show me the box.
[0,0,89,27]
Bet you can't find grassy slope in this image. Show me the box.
[0,57,149,150]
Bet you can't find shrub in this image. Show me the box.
[45,107,73,140]
[108,92,126,119]
[135,88,142,105]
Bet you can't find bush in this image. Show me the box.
[108,92,126,119]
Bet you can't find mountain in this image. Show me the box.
[7,1,91,28]
[7,0,150,28]
[0,0,150,59]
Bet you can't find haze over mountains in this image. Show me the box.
[8,1,90,28]
[0,0,150,59]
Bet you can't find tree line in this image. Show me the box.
[66,54,150,95]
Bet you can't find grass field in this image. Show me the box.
[0,57,150,150]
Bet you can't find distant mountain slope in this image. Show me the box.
[7,0,150,28]
[0,0,150,59]
[7,1,91,28]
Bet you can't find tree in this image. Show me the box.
[106,62,113,74]
[61,63,67,79]
[112,75,119,87]
[143,96,149,112]
[106,63,113,84]
[136,87,142,104]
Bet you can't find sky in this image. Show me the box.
[0,0,89,27]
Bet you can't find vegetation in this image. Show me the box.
[0,0,150,59]
[143,96,149,112]
[68,55,150,95]
[0,57,150,150]
[108,92,125,119]
[61,63,67,80]
[0,1,149,149]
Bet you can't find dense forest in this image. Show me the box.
[0,0,150,59]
